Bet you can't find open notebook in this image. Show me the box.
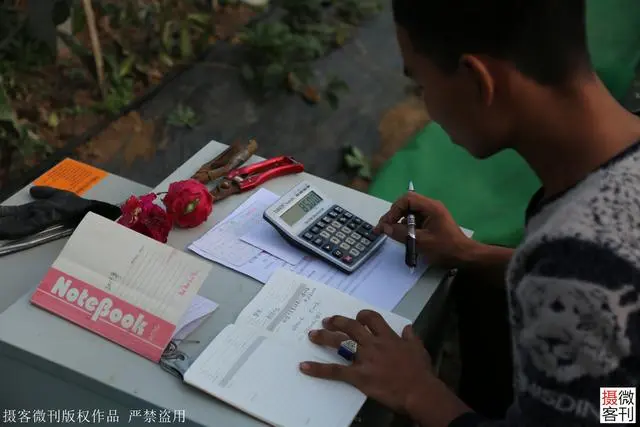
[30,212,212,362]
[163,268,412,427]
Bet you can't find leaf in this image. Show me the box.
[162,21,175,52]
[103,54,119,74]
[159,53,174,67]
[358,164,372,180]
[180,25,193,59]
[343,146,372,179]
[350,146,367,162]
[344,154,360,168]
[47,112,60,128]
[187,13,211,25]
[119,55,135,78]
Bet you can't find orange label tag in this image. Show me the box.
[33,158,108,196]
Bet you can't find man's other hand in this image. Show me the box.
[298,310,434,414]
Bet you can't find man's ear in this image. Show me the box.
[460,54,495,107]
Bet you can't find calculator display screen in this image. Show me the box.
[280,191,323,226]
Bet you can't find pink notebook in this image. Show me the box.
[31,212,212,362]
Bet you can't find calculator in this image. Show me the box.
[263,181,387,273]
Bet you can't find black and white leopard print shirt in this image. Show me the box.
[451,141,640,427]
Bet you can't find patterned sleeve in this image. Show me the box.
[446,236,640,427]
[504,237,640,426]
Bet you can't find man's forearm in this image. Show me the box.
[457,241,514,287]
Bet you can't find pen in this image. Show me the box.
[405,181,418,273]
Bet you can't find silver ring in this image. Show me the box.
[338,339,358,361]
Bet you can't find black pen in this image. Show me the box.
[405,181,418,272]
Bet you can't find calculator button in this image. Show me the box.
[358,225,371,237]
[362,223,373,231]
[326,226,337,234]
[335,232,346,240]
[355,243,366,251]
[303,232,313,240]
[342,255,354,264]
[316,221,326,229]
[339,242,351,251]
[320,231,331,239]
[351,232,362,241]
[311,226,321,234]
[331,221,342,229]
[323,244,333,252]
[345,237,356,245]
[330,237,341,245]
[360,238,371,246]
[349,248,360,257]
[313,237,324,246]
[344,212,353,219]
[334,206,344,213]
[341,226,352,235]
[352,217,362,225]
[338,216,348,224]
[359,228,376,239]
[328,211,339,218]
[365,230,380,240]
[332,249,344,258]
[322,216,332,223]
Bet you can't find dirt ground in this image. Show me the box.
[63,4,416,190]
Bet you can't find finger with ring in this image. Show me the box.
[323,316,372,344]
[338,339,358,361]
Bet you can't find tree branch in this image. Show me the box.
[81,0,106,99]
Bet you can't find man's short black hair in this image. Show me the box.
[393,0,592,86]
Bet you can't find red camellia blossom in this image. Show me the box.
[162,179,213,228]
[117,193,173,243]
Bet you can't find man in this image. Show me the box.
[298,0,640,426]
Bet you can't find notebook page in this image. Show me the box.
[184,324,365,427]
[52,213,211,322]
[31,212,212,361]
[235,268,411,362]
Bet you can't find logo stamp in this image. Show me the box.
[600,387,636,424]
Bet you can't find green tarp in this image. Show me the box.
[369,0,640,247]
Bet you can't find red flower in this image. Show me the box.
[162,179,213,228]
[117,194,173,243]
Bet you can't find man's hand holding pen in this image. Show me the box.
[374,191,476,269]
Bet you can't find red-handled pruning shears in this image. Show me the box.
[210,156,304,201]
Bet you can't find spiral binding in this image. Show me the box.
[159,340,195,379]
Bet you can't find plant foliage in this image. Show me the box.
[239,0,382,108]
[0,0,382,183]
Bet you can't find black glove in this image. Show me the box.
[0,186,122,240]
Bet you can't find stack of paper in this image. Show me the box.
[188,189,430,311]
